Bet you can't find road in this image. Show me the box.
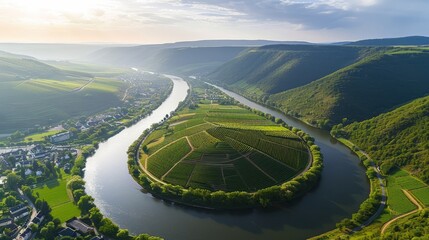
[351,151,387,232]
[380,190,423,234]
[17,188,38,236]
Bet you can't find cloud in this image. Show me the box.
[0,0,428,43]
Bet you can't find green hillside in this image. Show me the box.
[0,55,91,82]
[270,48,429,127]
[0,54,127,133]
[336,95,429,183]
[207,45,373,96]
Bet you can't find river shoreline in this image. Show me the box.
[84,75,369,240]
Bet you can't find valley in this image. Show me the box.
[1,35,428,240]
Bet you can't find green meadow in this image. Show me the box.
[33,171,80,222]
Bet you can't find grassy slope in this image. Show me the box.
[208,45,371,96]
[341,95,429,183]
[0,55,126,133]
[270,48,429,126]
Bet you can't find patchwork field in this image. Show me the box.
[387,168,429,214]
[140,104,310,192]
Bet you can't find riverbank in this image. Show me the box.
[84,74,368,240]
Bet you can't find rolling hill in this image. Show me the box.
[207,45,375,96]
[337,95,429,183]
[0,51,126,133]
[270,48,429,127]
[86,45,246,75]
[0,51,92,81]
[347,36,429,46]
[84,40,313,75]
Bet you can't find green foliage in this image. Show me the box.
[342,95,429,183]
[99,218,120,237]
[77,195,95,215]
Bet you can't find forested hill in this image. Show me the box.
[335,95,429,183]
[268,48,429,127]
[207,45,372,96]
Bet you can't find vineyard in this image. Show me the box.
[141,103,311,192]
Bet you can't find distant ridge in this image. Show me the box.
[347,36,429,46]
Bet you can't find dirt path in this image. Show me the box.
[380,190,423,235]
[245,157,277,183]
[161,137,194,180]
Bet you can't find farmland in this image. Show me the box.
[387,168,429,214]
[140,103,310,192]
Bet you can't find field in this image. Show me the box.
[387,169,429,214]
[141,103,310,192]
[33,171,80,222]
[24,130,63,142]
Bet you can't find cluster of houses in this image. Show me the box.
[0,203,34,238]
[1,205,105,240]
[0,145,78,177]
[74,109,125,131]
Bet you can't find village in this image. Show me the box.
[0,71,172,240]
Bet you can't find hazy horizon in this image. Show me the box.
[1,0,428,44]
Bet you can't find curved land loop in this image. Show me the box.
[141,104,312,193]
[380,190,424,235]
[127,87,323,209]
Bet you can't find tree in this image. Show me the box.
[99,218,119,237]
[30,223,38,232]
[66,175,85,191]
[35,199,51,214]
[89,207,103,227]
[77,195,95,215]
[40,221,56,240]
[4,195,17,207]
[117,229,130,240]
[6,172,21,189]
[72,189,85,202]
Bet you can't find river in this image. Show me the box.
[85,75,369,240]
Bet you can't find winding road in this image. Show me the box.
[380,190,424,234]
[352,151,387,232]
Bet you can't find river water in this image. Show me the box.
[85,76,369,240]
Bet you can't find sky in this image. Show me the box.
[0,0,428,44]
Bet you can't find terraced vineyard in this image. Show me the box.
[140,103,311,192]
